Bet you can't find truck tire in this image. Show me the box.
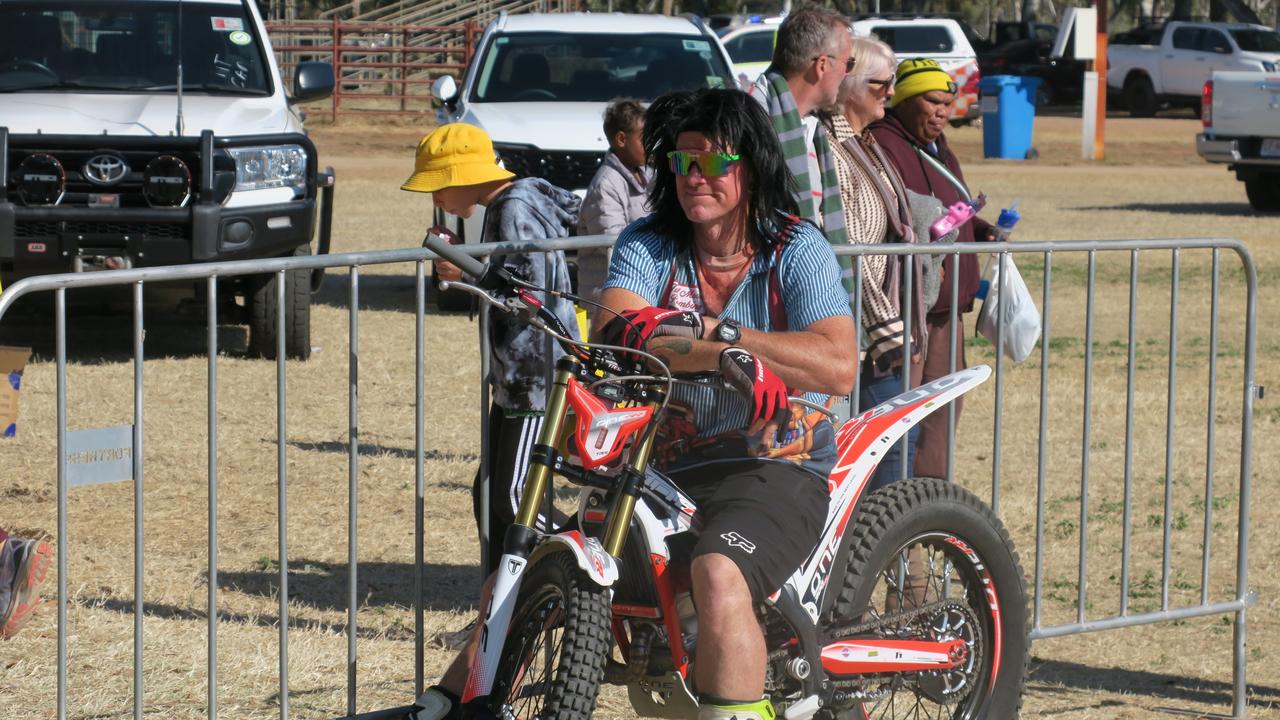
[1245,173,1280,212]
[248,246,312,360]
[1124,75,1159,118]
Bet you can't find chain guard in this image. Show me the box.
[779,599,986,709]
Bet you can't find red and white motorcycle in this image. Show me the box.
[426,236,1029,720]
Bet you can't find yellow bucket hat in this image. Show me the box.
[890,58,959,108]
[401,123,515,193]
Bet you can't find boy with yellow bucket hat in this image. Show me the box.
[402,122,581,637]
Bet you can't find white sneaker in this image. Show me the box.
[410,688,454,720]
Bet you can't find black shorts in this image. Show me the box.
[669,460,830,603]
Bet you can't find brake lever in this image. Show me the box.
[439,279,508,313]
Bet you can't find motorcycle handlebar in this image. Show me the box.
[423,232,490,281]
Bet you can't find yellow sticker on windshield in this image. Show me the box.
[229,31,251,46]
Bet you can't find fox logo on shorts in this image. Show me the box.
[720,531,756,554]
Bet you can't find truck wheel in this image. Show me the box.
[1245,173,1280,212]
[1124,76,1158,118]
[248,246,312,360]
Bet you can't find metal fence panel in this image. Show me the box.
[0,235,1258,719]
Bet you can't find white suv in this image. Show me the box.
[430,12,734,304]
[0,0,335,359]
[852,16,982,125]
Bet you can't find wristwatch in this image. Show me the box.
[715,318,742,346]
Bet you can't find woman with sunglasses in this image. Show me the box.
[819,36,929,490]
[593,88,857,720]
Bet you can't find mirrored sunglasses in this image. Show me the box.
[667,151,741,177]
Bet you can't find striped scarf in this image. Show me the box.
[761,72,855,307]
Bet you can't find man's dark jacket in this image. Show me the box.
[868,111,993,320]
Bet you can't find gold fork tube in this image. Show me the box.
[602,418,661,557]
[513,365,575,530]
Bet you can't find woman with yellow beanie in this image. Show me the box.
[867,57,997,482]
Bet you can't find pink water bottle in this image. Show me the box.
[930,193,987,241]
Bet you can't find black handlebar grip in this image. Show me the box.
[423,232,489,280]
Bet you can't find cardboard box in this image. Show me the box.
[0,346,32,438]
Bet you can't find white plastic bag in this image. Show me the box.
[976,254,1041,363]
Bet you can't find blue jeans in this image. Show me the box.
[859,369,920,493]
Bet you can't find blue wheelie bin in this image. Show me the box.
[978,75,1042,159]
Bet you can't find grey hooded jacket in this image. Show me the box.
[575,152,652,310]
[482,177,582,411]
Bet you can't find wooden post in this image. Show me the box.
[1094,0,1108,160]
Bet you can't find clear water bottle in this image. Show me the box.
[995,201,1021,242]
[978,202,1020,300]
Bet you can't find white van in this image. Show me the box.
[430,11,735,306]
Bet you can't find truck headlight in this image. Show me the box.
[228,145,308,195]
[1263,61,1277,72]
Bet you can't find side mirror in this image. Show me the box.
[432,75,459,104]
[291,61,334,104]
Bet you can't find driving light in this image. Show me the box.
[228,145,308,195]
[1263,61,1277,72]
[143,155,192,207]
[17,153,65,206]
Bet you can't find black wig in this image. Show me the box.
[641,88,799,250]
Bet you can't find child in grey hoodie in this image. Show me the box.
[576,99,653,318]
[402,124,580,584]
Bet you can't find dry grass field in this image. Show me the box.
[1,113,1278,719]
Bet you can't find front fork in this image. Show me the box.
[463,355,662,702]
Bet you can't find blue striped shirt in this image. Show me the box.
[604,216,851,477]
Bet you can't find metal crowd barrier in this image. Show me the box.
[0,234,1258,719]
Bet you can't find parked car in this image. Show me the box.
[1108,21,1280,116]
[0,0,335,359]
[1197,70,1280,211]
[430,11,735,308]
[851,16,982,125]
[717,16,782,89]
[979,27,1088,107]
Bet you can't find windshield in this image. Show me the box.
[0,1,272,94]
[867,25,956,54]
[471,32,733,103]
[1231,29,1280,52]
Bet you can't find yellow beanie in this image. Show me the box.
[890,58,958,108]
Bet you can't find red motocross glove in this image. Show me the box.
[601,307,704,350]
[720,347,790,428]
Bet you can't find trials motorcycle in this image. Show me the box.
[424,235,1029,720]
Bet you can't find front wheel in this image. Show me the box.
[247,245,312,360]
[486,551,612,720]
[1124,76,1158,118]
[825,478,1029,719]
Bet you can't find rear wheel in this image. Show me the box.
[1124,75,1158,118]
[824,479,1029,719]
[247,245,311,360]
[1244,173,1280,212]
[487,551,611,720]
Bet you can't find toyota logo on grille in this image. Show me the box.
[83,154,128,185]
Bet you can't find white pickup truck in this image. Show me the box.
[1,0,335,359]
[1197,70,1280,211]
[1108,21,1280,117]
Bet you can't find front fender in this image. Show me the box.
[528,530,620,587]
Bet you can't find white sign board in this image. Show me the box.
[66,425,134,487]
[1052,7,1098,60]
